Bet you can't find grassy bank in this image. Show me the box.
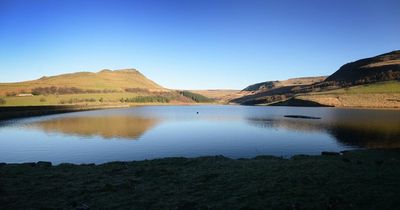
[280,81,400,109]
[1,149,400,209]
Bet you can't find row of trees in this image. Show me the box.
[59,98,98,104]
[31,87,119,95]
[120,96,170,103]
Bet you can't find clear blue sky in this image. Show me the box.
[0,0,399,89]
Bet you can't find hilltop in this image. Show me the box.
[0,68,164,96]
[231,50,400,108]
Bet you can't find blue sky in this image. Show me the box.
[0,0,399,89]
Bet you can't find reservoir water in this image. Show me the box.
[0,105,399,164]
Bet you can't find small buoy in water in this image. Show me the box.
[196,112,199,114]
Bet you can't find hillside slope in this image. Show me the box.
[326,50,400,85]
[243,76,326,92]
[231,51,400,107]
[0,69,164,95]
[0,69,214,106]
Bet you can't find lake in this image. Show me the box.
[0,105,399,164]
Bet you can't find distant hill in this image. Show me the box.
[243,76,326,92]
[0,69,165,96]
[189,89,243,103]
[231,50,400,107]
[326,50,400,85]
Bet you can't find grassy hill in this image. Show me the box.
[0,69,213,106]
[326,50,400,85]
[293,81,400,108]
[243,76,326,92]
[231,50,400,108]
[0,69,164,96]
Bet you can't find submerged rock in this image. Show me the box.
[284,115,321,119]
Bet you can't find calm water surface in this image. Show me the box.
[1,105,399,164]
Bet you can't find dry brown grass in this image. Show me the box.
[189,89,245,103]
[0,69,165,96]
[297,94,400,108]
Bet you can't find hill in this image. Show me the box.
[231,50,400,108]
[0,69,213,106]
[189,89,243,103]
[0,69,164,96]
[326,50,400,85]
[293,81,400,108]
[243,76,326,92]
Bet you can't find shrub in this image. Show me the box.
[0,98,6,105]
[40,98,47,102]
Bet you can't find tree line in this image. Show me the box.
[179,91,214,103]
[120,96,170,103]
[30,87,119,95]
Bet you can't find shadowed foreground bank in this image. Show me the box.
[1,150,400,210]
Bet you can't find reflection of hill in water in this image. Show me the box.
[29,116,160,139]
[247,117,400,149]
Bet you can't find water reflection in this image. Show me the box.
[26,116,160,139]
[1,106,400,164]
[247,117,400,148]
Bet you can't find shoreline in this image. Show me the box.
[1,149,400,209]
[0,103,223,121]
[1,102,399,121]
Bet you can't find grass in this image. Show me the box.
[0,90,216,107]
[292,81,400,108]
[0,69,164,96]
[1,149,400,210]
[317,81,400,94]
[0,93,144,106]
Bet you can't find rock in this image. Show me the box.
[284,115,321,119]
[36,161,52,167]
[321,152,341,156]
[21,162,36,167]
